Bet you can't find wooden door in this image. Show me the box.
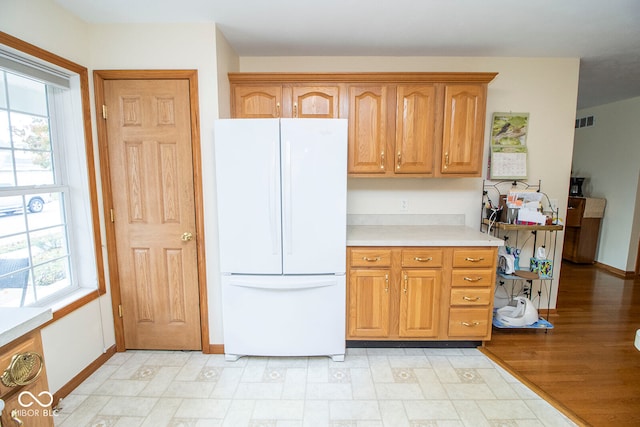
[347,85,389,174]
[291,86,340,118]
[395,85,436,174]
[348,268,391,337]
[103,79,201,350]
[440,84,486,175]
[233,85,282,118]
[399,269,440,337]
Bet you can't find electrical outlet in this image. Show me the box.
[549,198,559,213]
[400,199,409,212]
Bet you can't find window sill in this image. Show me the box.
[37,287,102,326]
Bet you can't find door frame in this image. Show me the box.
[93,70,209,352]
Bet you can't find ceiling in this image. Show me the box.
[54,0,640,110]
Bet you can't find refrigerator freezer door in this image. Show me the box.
[215,119,283,274]
[280,119,348,274]
[221,274,346,360]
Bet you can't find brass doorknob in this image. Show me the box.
[181,232,194,242]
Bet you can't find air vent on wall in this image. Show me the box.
[575,115,595,128]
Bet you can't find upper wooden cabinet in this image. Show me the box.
[229,72,497,177]
[233,85,282,118]
[440,84,487,176]
[348,85,389,174]
[231,80,340,119]
[291,86,340,118]
[395,85,437,175]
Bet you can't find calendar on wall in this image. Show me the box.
[490,146,528,179]
[488,112,529,180]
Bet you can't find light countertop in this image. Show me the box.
[0,307,52,348]
[347,224,504,247]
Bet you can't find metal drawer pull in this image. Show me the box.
[362,256,381,262]
[461,321,480,327]
[384,274,389,293]
[414,257,433,262]
[463,296,480,302]
[1,351,44,387]
[463,276,483,282]
[464,257,485,263]
[11,409,24,426]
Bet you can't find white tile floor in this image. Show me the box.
[53,348,577,427]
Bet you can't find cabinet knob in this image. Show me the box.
[463,296,481,302]
[463,276,483,282]
[464,257,484,263]
[380,151,385,169]
[413,257,433,262]
[384,274,389,293]
[362,256,380,262]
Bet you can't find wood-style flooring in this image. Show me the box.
[482,261,640,427]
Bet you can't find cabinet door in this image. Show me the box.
[233,85,282,118]
[291,86,339,118]
[399,269,440,338]
[348,268,391,337]
[394,85,436,174]
[440,84,486,175]
[347,85,389,174]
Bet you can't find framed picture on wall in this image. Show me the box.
[490,112,529,147]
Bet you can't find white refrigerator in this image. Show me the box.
[214,118,347,361]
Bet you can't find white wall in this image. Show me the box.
[0,0,115,394]
[573,96,640,271]
[239,56,580,308]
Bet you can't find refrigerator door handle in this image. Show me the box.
[227,278,336,291]
[269,142,280,255]
[283,138,293,255]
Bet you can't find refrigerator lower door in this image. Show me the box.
[221,274,346,361]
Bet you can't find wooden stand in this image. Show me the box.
[562,197,606,264]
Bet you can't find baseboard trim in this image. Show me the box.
[208,344,224,354]
[594,261,636,278]
[52,344,116,407]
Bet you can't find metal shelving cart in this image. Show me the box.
[481,180,563,328]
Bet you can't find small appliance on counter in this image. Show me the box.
[569,177,585,197]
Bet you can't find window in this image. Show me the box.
[0,35,104,308]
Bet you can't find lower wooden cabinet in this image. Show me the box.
[0,330,53,427]
[347,246,497,341]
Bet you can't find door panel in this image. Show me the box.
[395,85,436,174]
[348,86,388,174]
[441,84,485,175]
[104,79,201,350]
[399,269,440,337]
[348,269,391,337]
[281,119,347,274]
[214,119,283,274]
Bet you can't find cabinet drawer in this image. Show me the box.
[566,197,585,227]
[450,288,492,306]
[451,269,494,287]
[401,249,443,268]
[350,249,391,267]
[0,332,41,398]
[452,249,495,268]
[448,308,491,337]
